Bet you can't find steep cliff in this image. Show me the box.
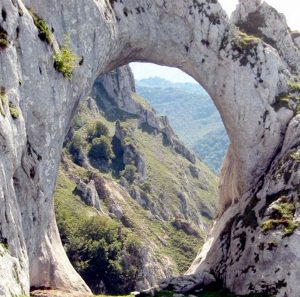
[0,0,299,296]
[54,65,217,293]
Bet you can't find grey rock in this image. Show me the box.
[159,272,216,293]
[75,180,101,211]
[0,0,299,295]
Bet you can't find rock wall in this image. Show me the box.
[0,0,299,295]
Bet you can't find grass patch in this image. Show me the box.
[288,81,300,93]
[0,242,8,250]
[0,26,8,49]
[0,86,7,116]
[53,37,79,78]
[261,200,299,236]
[131,92,152,111]
[28,9,51,44]
[54,170,142,294]
[9,102,19,119]
[272,92,300,113]
[290,151,300,163]
[235,31,260,49]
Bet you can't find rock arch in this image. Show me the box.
[0,0,299,296]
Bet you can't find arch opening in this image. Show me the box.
[54,63,223,294]
[1,0,296,296]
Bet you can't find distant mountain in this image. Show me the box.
[136,77,230,172]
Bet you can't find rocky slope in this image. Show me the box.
[54,65,218,293]
[0,0,300,296]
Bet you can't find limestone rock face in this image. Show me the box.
[75,180,101,211]
[0,0,299,295]
[159,272,216,294]
[232,0,300,74]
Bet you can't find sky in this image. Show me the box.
[131,0,299,83]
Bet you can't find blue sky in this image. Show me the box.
[131,0,299,83]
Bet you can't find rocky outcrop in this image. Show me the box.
[115,120,147,182]
[95,67,197,164]
[232,0,300,74]
[74,180,101,211]
[159,272,216,294]
[0,0,299,295]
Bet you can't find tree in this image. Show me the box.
[89,136,114,160]
[59,215,142,294]
[120,164,137,184]
[87,120,109,141]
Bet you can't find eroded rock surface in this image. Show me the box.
[0,0,299,295]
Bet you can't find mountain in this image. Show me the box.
[54,66,218,294]
[136,77,230,172]
[1,0,300,296]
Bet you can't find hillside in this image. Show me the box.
[54,66,218,294]
[136,78,230,172]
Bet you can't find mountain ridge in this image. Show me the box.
[136,77,229,172]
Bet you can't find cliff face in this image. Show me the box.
[0,0,299,296]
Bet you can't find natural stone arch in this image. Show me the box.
[0,0,298,296]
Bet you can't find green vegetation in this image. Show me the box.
[28,9,51,44]
[131,92,152,110]
[55,77,218,294]
[272,79,300,114]
[0,86,6,116]
[290,150,300,163]
[140,181,151,193]
[0,242,8,250]
[55,172,142,294]
[288,80,300,93]
[235,31,260,49]
[136,77,229,172]
[0,27,8,49]
[0,233,8,250]
[88,120,110,140]
[120,164,137,184]
[9,102,19,119]
[261,199,298,236]
[53,37,79,78]
[89,136,115,160]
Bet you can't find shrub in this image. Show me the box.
[234,31,260,50]
[89,136,114,160]
[0,86,6,116]
[120,164,137,184]
[140,182,151,193]
[68,132,87,164]
[58,214,142,294]
[0,26,8,49]
[29,9,51,44]
[53,37,79,78]
[288,81,300,93]
[87,120,109,141]
[261,200,299,236]
[9,102,19,119]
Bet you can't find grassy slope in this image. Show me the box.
[54,89,219,289]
